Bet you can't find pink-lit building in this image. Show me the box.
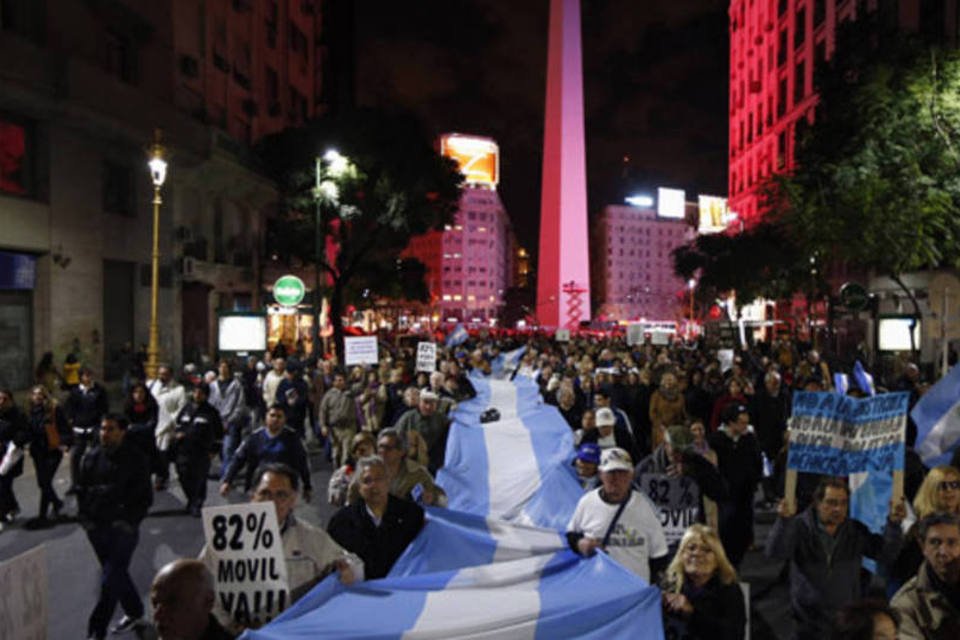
[729,0,960,224]
[403,135,514,321]
[592,205,693,322]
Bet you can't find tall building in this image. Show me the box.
[592,204,693,323]
[403,134,514,322]
[728,0,959,224]
[0,0,325,387]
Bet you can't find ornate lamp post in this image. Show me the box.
[145,129,167,379]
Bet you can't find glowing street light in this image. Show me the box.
[145,129,167,380]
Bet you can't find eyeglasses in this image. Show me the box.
[938,481,960,491]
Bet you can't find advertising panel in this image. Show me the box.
[657,187,686,219]
[697,195,728,233]
[219,314,268,352]
[440,134,499,186]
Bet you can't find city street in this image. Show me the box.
[1,444,794,639]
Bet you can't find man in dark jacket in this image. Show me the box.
[708,403,763,567]
[174,383,222,516]
[219,404,311,500]
[275,363,311,439]
[77,413,153,640]
[327,455,424,579]
[766,477,905,640]
[65,367,110,494]
[749,371,791,506]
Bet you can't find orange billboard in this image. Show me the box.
[440,134,499,186]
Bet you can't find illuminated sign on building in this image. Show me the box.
[440,134,499,186]
[657,187,686,219]
[697,195,728,234]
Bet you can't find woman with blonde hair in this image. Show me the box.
[890,465,960,591]
[662,524,745,639]
[25,385,70,527]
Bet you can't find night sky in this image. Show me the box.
[352,0,729,255]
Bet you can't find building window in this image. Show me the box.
[102,160,135,216]
[0,116,32,196]
[814,0,826,26]
[778,0,788,17]
[794,7,806,49]
[778,76,788,116]
[104,29,138,84]
[778,29,788,66]
[289,24,308,68]
[794,60,805,103]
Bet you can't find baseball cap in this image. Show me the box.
[595,407,616,427]
[576,443,601,465]
[721,403,749,424]
[598,447,634,473]
[666,425,694,451]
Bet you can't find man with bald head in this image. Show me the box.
[150,559,234,640]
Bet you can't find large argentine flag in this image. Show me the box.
[914,364,960,466]
[242,374,664,639]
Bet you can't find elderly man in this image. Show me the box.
[892,513,960,639]
[149,364,188,491]
[260,358,286,411]
[566,447,669,582]
[327,455,425,579]
[150,559,234,640]
[347,428,447,506]
[319,371,358,466]
[204,463,361,631]
[394,390,451,474]
[766,477,905,640]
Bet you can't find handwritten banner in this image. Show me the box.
[787,392,909,476]
[416,342,437,373]
[203,502,289,629]
[638,473,700,546]
[344,336,379,366]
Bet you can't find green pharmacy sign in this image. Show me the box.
[273,275,306,307]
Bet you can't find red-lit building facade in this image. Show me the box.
[728,0,960,223]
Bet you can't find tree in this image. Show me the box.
[767,17,960,354]
[258,108,463,363]
[672,218,826,319]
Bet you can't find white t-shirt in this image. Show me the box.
[567,489,668,582]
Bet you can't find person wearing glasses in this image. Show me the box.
[766,477,906,640]
[219,404,311,501]
[890,466,960,594]
[345,428,446,507]
[661,524,745,640]
[203,463,361,632]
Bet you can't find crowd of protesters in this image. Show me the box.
[1,331,959,638]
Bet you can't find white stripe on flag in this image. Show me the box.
[401,556,554,639]
[916,398,960,462]
[487,519,566,563]
[489,380,519,420]
[484,417,542,522]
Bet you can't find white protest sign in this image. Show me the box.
[638,473,700,546]
[626,324,644,346]
[718,349,735,373]
[651,330,670,346]
[416,342,438,373]
[555,329,571,343]
[344,336,379,366]
[0,545,46,640]
[203,502,289,629]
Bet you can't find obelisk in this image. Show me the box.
[536,0,591,329]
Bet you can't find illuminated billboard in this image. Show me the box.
[657,187,685,219]
[440,134,499,186]
[698,195,728,234]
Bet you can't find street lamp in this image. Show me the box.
[688,278,697,325]
[145,129,167,380]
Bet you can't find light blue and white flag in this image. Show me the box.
[854,360,876,396]
[243,551,664,640]
[491,346,527,378]
[914,364,960,467]
[834,373,849,395]
[445,323,469,348]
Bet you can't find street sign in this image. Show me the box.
[273,275,306,307]
[839,282,869,311]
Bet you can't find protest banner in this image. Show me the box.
[555,329,570,343]
[416,342,437,373]
[638,473,700,546]
[786,392,909,522]
[0,545,46,640]
[344,336,379,366]
[626,324,644,346]
[203,502,289,629]
[717,349,734,374]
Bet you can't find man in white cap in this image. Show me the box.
[394,389,451,474]
[566,447,669,582]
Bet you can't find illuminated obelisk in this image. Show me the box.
[537,0,591,329]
